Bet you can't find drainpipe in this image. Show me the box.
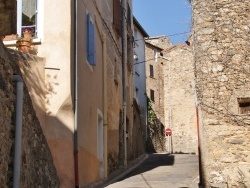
[102,33,108,178]
[74,0,79,187]
[13,75,24,188]
[195,91,203,188]
[121,0,127,168]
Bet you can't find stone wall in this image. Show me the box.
[0,42,59,187]
[0,0,16,36]
[192,0,250,187]
[162,45,197,154]
[145,42,166,152]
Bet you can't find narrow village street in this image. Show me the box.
[105,154,199,188]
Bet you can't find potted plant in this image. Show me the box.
[16,28,33,53]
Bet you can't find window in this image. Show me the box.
[113,0,122,36]
[150,89,155,102]
[17,0,42,38]
[238,98,250,114]
[127,3,131,27]
[114,58,119,85]
[86,13,95,65]
[154,50,158,62]
[149,65,154,77]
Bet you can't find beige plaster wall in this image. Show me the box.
[35,1,75,187]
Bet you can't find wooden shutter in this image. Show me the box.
[113,0,122,36]
[86,13,95,65]
[127,4,131,27]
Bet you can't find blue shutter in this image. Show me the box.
[86,13,95,65]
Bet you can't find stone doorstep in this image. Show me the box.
[85,154,149,188]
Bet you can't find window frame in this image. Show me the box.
[150,89,155,102]
[149,64,154,77]
[86,12,96,66]
[17,0,43,41]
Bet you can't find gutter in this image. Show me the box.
[102,33,108,178]
[13,75,24,188]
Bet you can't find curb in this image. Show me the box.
[104,154,149,186]
[86,154,149,188]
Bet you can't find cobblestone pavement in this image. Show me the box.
[105,153,200,188]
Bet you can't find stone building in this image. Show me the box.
[192,0,250,187]
[162,44,197,154]
[145,36,172,152]
[2,0,140,187]
[0,0,16,36]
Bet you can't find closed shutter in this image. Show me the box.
[113,0,122,36]
[127,3,131,27]
[87,13,95,65]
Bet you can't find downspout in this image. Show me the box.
[74,0,79,187]
[102,33,108,178]
[13,75,24,188]
[121,0,127,168]
[195,88,203,188]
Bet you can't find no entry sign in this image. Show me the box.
[165,128,172,136]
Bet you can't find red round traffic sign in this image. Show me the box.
[165,128,172,136]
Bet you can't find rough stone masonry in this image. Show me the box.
[0,42,59,187]
[192,0,250,187]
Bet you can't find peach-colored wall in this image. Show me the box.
[76,1,104,186]
[36,0,75,187]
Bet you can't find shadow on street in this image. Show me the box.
[118,153,175,181]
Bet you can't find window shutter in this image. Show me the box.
[86,13,95,65]
[127,4,131,27]
[113,0,122,36]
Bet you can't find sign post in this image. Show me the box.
[165,128,172,153]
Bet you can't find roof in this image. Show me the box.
[162,44,192,54]
[145,41,163,51]
[133,17,149,37]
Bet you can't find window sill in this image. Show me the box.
[3,38,42,47]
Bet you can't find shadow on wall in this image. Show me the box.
[146,97,165,153]
[0,43,60,187]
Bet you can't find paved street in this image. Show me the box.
[105,154,199,188]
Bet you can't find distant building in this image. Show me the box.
[162,44,197,154]
[133,17,149,145]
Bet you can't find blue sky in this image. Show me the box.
[133,0,191,44]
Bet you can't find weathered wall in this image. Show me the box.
[0,0,16,36]
[0,42,59,187]
[162,45,197,154]
[133,22,148,143]
[145,42,166,152]
[192,0,250,187]
[146,36,172,50]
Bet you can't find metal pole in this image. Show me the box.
[121,0,127,168]
[74,0,79,187]
[13,75,23,188]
